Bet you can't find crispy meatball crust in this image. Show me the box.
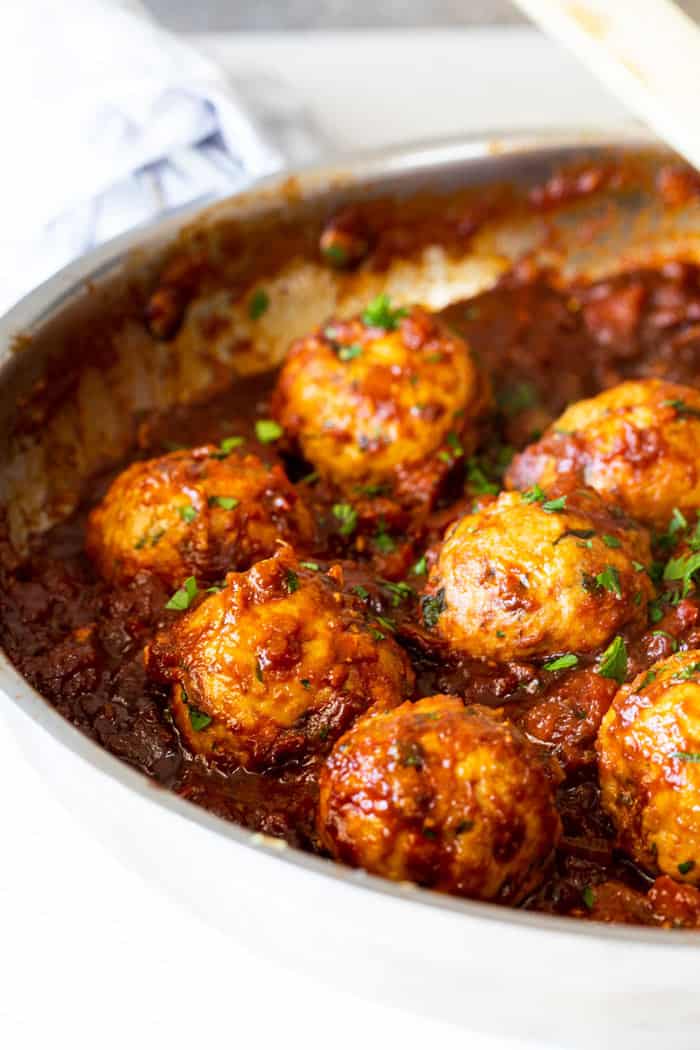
[597,650,700,884]
[425,488,652,662]
[86,447,313,587]
[506,379,700,529]
[318,696,561,902]
[271,305,489,501]
[145,550,414,770]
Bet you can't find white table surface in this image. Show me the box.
[0,27,633,1050]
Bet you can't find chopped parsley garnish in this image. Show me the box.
[300,678,311,689]
[208,496,239,511]
[374,524,396,554]
[597,635,628,683]
[582,886,596,911]
[255,419,283,443]
[674,752,700,763]
[678,860,696,876]
[521,485,546,504]
[333,503,358,536]
[446,431,464,456]
[370,628,385,641]
[354,585,369,600]
[362,293,408,330]
[421,588,446,629]
[286,569,299,593]
[300,561,320,571]
[651,630,678,651]
[248,288,270,320]
[664,550,700,597]
[188,706,212,732]
[543,653,579,672]
[300,470,319,485]
[165,576,198,611]
[401,742,425,769]
[322,243,347,265]
[375,615,396,633]
[553,528,595,546]
[338,343,363,362]
[497,381,538,417]
[210,435,245,459]
[641,670,657,687]
[648,598,664,623]
[672,661,700,681]
[411,555,428,576]
[466,458,498,495]
[542,496,567,513]
[178,504,198,523]
[381,580,415,606]
[602,534,621,549]
[596,565,622,598]
[661,398,700,419]
[669,507,688,537]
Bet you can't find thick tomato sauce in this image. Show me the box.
[5,262,700,926]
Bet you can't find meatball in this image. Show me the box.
[597,649,700,884]
[424,488,652,662]
[271,302,489,502]
[86,446,313,587]
[145,549,414,770]
[507,379,700,529]
[318,695,561,902]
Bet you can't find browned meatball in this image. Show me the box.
[597,650,700,884]
[271,301,490,504]
[145,549,414,770]
[318,695,561,902]
[506,379,700,529]
[86,446,313,587]
[424,488,652,662]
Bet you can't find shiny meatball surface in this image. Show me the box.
[145,550,413,770]
[318,695,561,902]
[271,303,489,501]
[598,650,700,884]
[425,489,652,662]
[507,379,700,529]
[86,446,313,587]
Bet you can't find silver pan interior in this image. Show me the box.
[3,133,700,950]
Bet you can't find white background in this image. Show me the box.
[0,28,632,1050]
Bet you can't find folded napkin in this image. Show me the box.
[2,0,324,315]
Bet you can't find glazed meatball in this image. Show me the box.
[86,446,313,587]
[507,379,700,529]
[318,695,561,902]
[424,488,652,662]
[145,549,414,770]
[271,302,489,502]
[597,650,700,884]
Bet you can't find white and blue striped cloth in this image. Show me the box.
[3,0,323,314]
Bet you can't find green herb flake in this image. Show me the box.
[521,484,546,504]
[582,886,596,911]
[664,550,700,597]
[596,565,622,598]
[651,629,679,652]
[602,534,621,549]
[672,661,700,681]
[597,635,628,684]
[421,588,446,629]
[466,458,498,495]
[661,398,700,419]
[188,706,212,732]
[382,580,415,606]
[354,585,369,601]
[208,495,240,511]
[370,628,385,641]
[401,742,425,769]
[374,527,396,554]
[338,343,363,362]
[674,752,700,763]
[543,653,579,672]
[411,555,428,576]
[678,860,696,876]
[446,431,464,456]
[333,503,358,537]
[165,576,198,611]
[286,569,299,594]
[553,528,595,546]
[255,419,283,444]
[497,381,538,417]
[322,243,347,265]
[641,670,657,688]
[248,288,270,320]
[542,496,567,513]
[361,293,408,331]
[375,615,396,633]
[300,678,311,690]
[178,504,198,523]
[300,561,320,571]
[648,599,664,624]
